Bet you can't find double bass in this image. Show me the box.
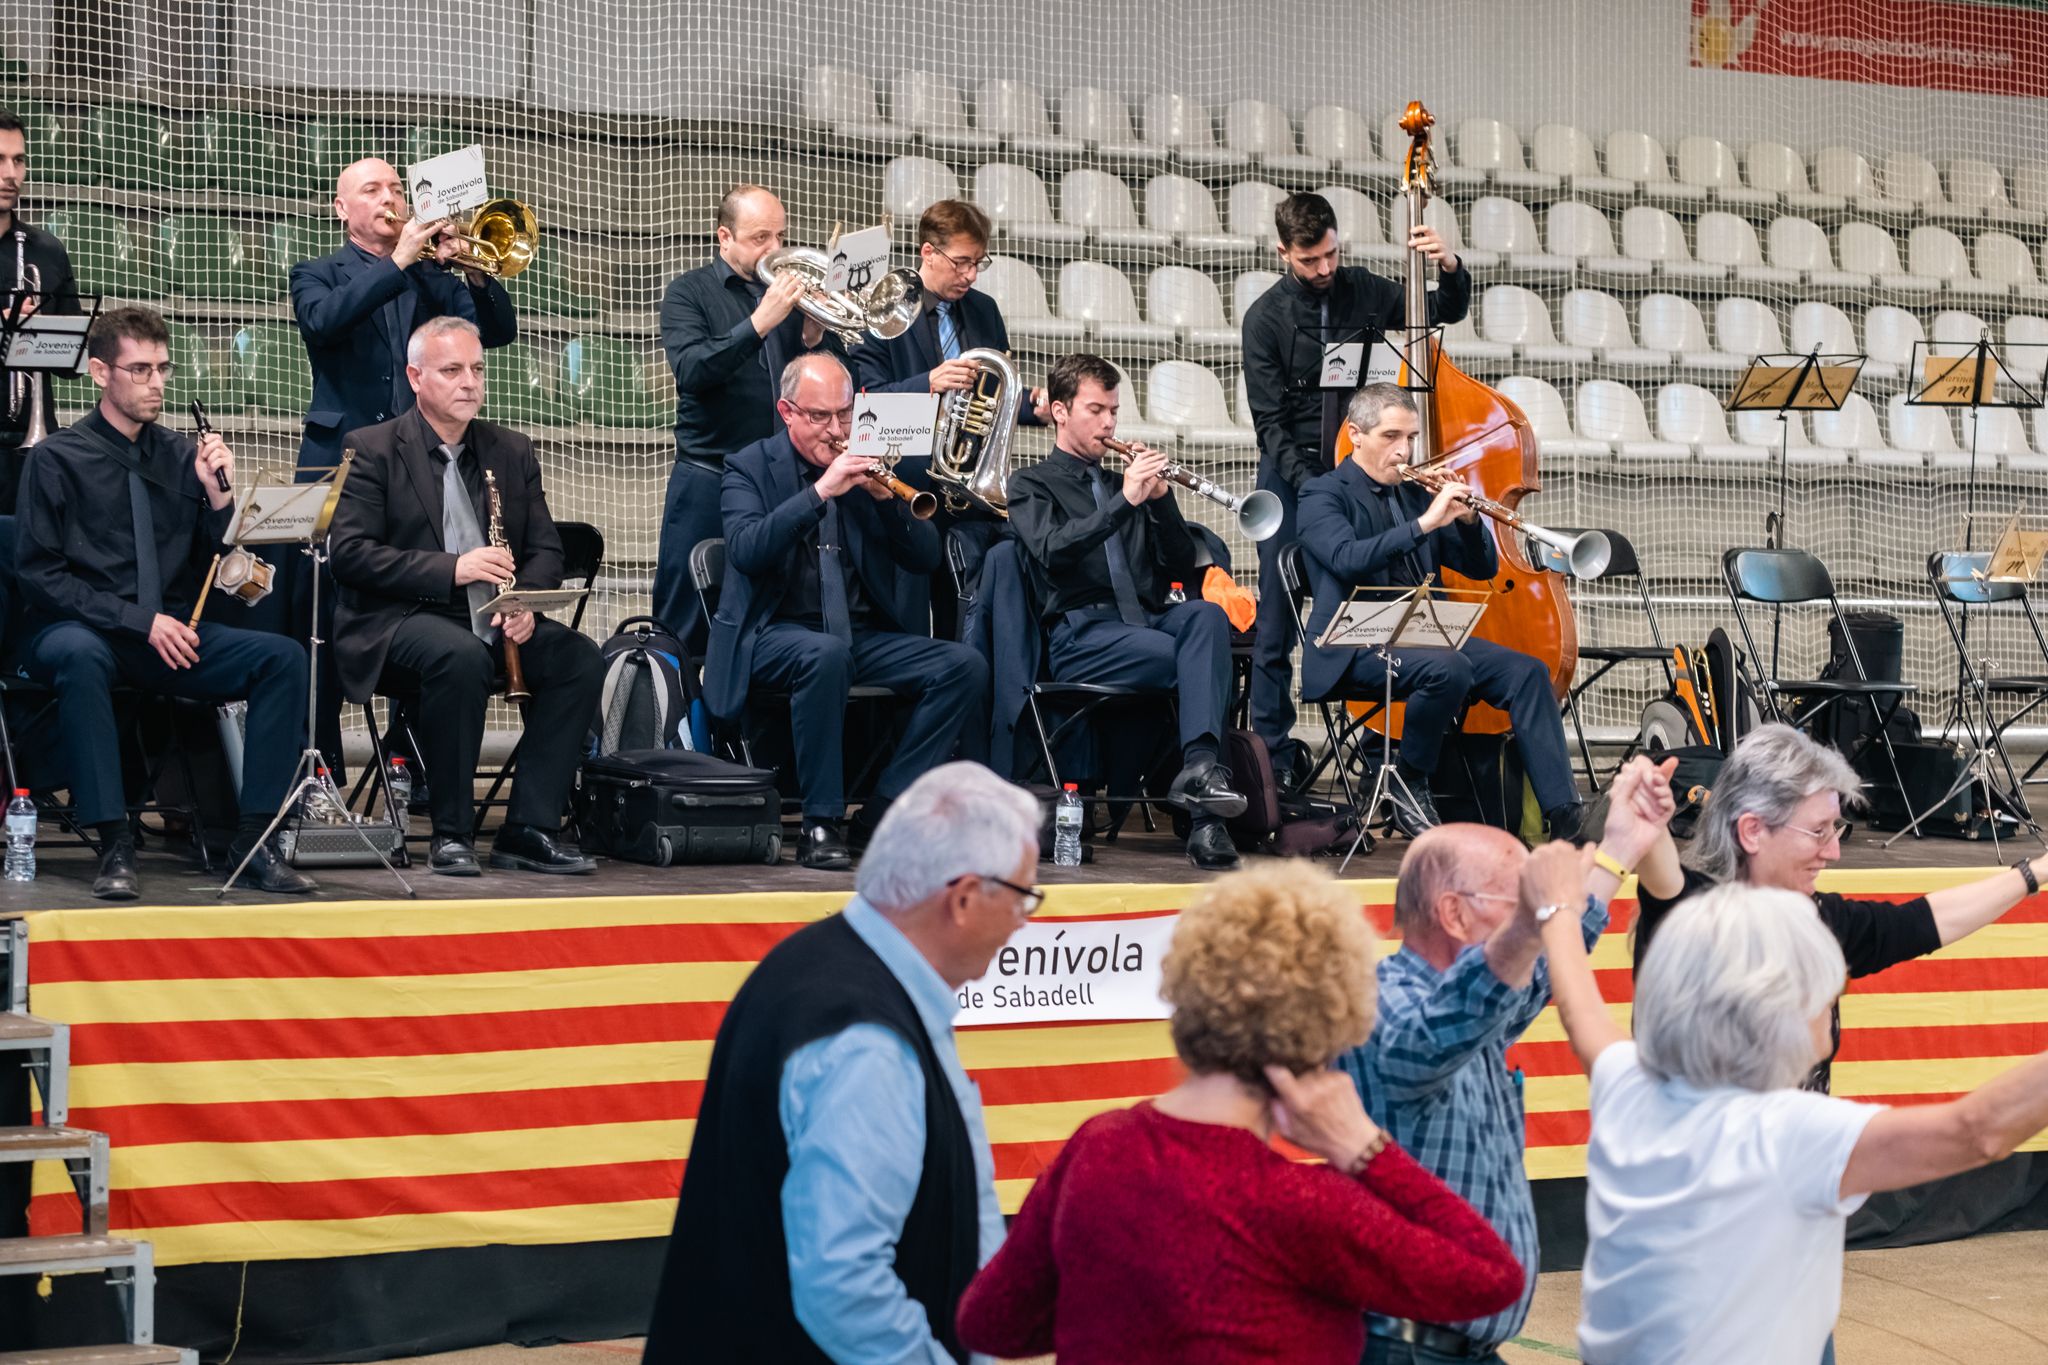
[1347,100,1579,735]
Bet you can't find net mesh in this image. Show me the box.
[10,0,2048,746]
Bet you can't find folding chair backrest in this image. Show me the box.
[688,536,726,614]
[556,521,605,632]
[1554,527,1666,654]
[1723,546,1834,605]
[1930,549,2024,605]
[1277,539,1308,599]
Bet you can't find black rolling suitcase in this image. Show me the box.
[576,749,783,866]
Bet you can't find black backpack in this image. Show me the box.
[595,616,701,755]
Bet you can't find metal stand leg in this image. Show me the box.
[1339,650,1423,876]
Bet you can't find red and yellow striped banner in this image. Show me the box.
[22,869,2048,1266]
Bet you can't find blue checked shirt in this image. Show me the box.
[1338,897,1608,1349]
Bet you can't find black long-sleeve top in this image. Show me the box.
[1240,262,1471,492]
[1006,450,1205,621]
[17,408,231,636]
[658,254,837,461]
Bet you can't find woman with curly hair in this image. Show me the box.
[954,861,1524,1363]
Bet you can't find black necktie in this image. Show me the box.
[818,498,853,645]
[1090,468,1146,627]
[128,470,161,617]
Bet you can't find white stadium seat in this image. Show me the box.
[1791,301,1886,376]
[1227,180,1286,244]
[1148,360,1246,448]
[1144,175,1255,257]
[1057,260,1176,349]
[1657,382,1755,461]
[1767,215,1869,289]
[1880,150,1950,209]
[882,155,959,224]
[1390,196,1493,270]
[2027,407,2048,470]
[1560,288,1671,368]
[805,65,901,144]
[973,163,1085,249]
[1811,394,1905,463]
[1909,224,2007,297]
[1813,146,1891,209]
[1234,269,1279,321]
[1577,380,1689,459]
[1060,87,1160,163]
[1944,158,2032,224]
[1147,266,1238,354]
[1886,390,1957,467]
[1143,92,1245,170]
[1059,168,1173,253]
[1226,99,1321,176]
[1301,105,1387,177]
[1733,408,1844,467]
[1498,375,1610,458]
[1715,296,1787,359]
[1455,118,1558,193]
[1606,129,1703,203]
[2008,314,2048,350]
[976,257,1085,352]
[1469,195,1569,274]
[1863,304,1927,375]
[1546,202,1652,278]
[1931,308,1992,346]
[1748,140,1845,212]
[1105,360,1174,446]
[1622,205,1727,282]
[892,71,998,151]
[1317,184,1397,266]
[1482,285,1594,367]
[976,79,1080,157]
[1696,211,1800,286]
[1837,221,1940,294]
[1959,408,2031,470]
[1441,313,1515,367]
[1975,232,2048,300]
[1640,292,1744,372]
[2015,163,2048,220]
[1531,123,1631,196]
[1677,136,1776,207]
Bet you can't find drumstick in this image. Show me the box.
[188,553,222,628]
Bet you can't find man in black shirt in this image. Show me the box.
[703,353,988,871]
[15,306,316,899]
[329,316,604,877]
[655,184,835,656]
[0,106,80,511]
[1006,353,1244,870]
[1241,191,1469,771]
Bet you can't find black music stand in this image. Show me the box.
[1301,324,1436,471]
[1,294,100,412]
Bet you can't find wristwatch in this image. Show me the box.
[1534,902,1566,924]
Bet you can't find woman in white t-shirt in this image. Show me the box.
[1528,854,2048,1365]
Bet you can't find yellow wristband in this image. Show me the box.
[1592,848,1631,881]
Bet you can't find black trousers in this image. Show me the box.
[379,612,605,841]
[1336,638,1578,811]
[1251,460,1302,748]
[1048,600,1231,764]
[749,622,988,821]
[20,619,307,827]
[652,457,721,657]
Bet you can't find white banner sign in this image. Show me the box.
[955,915,1177,1027]
[848,391,939,459]
[409,145,490,220]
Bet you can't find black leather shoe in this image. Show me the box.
[429,835,481,876]
[490,823,598,875]
[230,839,319,895]
[1168,758,1249,819]
[847,800,891,852]
[1546,801,1588,846]
[1186,819,1241,870]
[1388,773,1441,841]
[91,838,140,901]
[797,820,854,871]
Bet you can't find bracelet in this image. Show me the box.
[1592,848,1631,881]
[1347,1130,1390,1175]
[2017,858,2039,896]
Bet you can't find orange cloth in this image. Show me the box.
[1203,565,1257,632]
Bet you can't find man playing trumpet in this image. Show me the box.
[705,353,989,871]
[1296,382,1581,842]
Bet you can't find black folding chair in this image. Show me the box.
[1528,528,1676,789]
[1930,549,2048,826]
[1721,546,1915,806]
[1276,541,1387,815]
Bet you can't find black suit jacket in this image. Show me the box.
[703,430,939,722]
[289,241,518,475]
[846,286,1043,429]
[327,408,565,704]
[1296,458,1496,701]
[1005,450,1205,621]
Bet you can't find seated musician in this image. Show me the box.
[328,316,604,877]
[15,305,316,899]
[1297,381,1583,842]
[704,352,990,872]
[1006,352,1244,871]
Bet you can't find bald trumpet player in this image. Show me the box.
[706,353,990,871]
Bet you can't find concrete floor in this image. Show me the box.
[354,1230,2048,1364]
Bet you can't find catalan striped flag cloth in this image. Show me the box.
[24,869,2047,1266]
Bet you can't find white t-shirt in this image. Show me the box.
[1578,1042,1882,1365]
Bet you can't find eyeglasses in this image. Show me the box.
[954,873,1045,918]
[1457,890,1518,909]
[111,361,175,381]
[1785,819,1852,846]
[932,246,993,273]
[784,401,854,429]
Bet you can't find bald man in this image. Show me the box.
[289,156,517,478]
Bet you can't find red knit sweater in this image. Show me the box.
[955,1101,1524,1364]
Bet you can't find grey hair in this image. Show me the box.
[855,763,1042,912]
[1346,380,1416,434]
[406,315,481,368]
[779,351,849,402]
[1689,723,1863,881]
[1392,824,1514,938]
[1634,883,1845,1092]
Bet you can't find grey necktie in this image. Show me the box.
[817,496,853,646]
[1089,467,1146,627]
[440,443,497,643]
[128,470,161,617]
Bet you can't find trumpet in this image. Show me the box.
[1102,438,1284,542]
[1398,463,1612,580]
[383,198,539,279]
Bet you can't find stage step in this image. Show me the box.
[0,1347,195,1365]
[0,1011,69,1126]
[0,1127,110,1234]
[0,1236,158,1342]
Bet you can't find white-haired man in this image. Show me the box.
[644,761,1041,1365]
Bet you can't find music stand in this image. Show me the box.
[1304,324,1429,471]
[2,300,99,404]
[216,455,416,898]
[1317,584,1489,873]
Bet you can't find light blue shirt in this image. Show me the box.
[778,897,1006,1365]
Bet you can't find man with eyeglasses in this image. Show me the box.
[705,352,989,870]
[1336,757,1673,1365]
[647,760,1039,1364]
[848,199,1048,640]
[14,306,317,899]
[655,184,838,658]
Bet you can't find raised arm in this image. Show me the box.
[1532,841,1630,1075]
[1841,1047,2048,1199]
[1927,864,2035,947]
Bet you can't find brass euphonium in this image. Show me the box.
[755,246,924,347]
[928,347,1021,518]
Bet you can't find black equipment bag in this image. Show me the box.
[1809,611,1913,756]
[1223,729,1358,855]
[575,748,782,866]
[595,616,701,755]
[1648,743,1726,840]
[1434,730,1535,840]
[1855,737,1998,838]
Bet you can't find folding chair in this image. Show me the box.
[1924,549,2048,833]
[1528,528,1676,788]
[1276,541,1385,814]
[1721,546,1915,804]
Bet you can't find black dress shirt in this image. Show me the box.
[17,408,230,636]
[772,459,873,629]
[658,254,836,462]
[1006,450,1205,622]
[1240,262,1471,491]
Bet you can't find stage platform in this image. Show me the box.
[5,823,2048,1361]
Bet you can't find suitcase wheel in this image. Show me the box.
[761,832,781,865]
[655,835,675,867]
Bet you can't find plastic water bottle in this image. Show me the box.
[385,755,413,814]
[1054,784,1084,868]
[1166,581,1187,605]
[304,769,346,824]
[4,789,34,883]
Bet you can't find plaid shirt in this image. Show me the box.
[1338,899,1608,1349]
